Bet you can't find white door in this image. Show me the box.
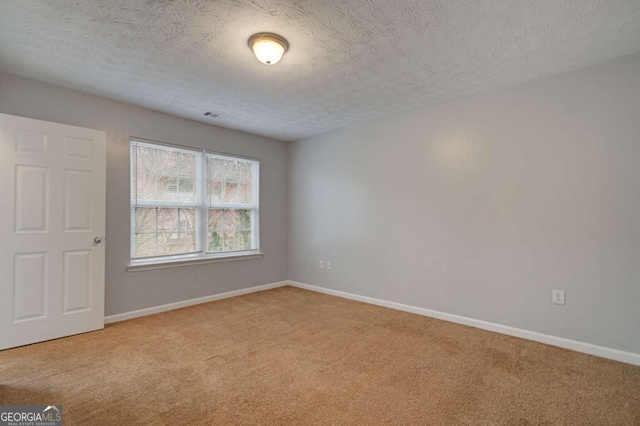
[0,113,106,350]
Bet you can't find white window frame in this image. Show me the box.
[128,138,261,271]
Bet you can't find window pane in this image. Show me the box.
[133,144,197,203]
[238,161,253,204]
[207,209,253,252]
[177,153,197,202]
[208,209,224,252]
[134,146,157,201]
[133,207,197,258]
[224,160,239,181]
[134,234,157,258]
[207,157,224,204]
[207,156,254,205]
[131,141,259,260]
[134,206,157,234]
[224,182,238,203]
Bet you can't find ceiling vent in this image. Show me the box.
[203,111,226,119]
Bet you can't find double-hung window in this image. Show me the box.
[130,139,260,267]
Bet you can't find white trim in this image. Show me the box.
[103,279,640,366]
[130,137,202,154]
[127,251,263,272]
[104,281,288,324]
[129,136,261,162]
[130,139,260,263]
[287,281,640,366]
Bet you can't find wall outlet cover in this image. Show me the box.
[552,290,565,305]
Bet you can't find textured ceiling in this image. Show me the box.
[1,1,640,141]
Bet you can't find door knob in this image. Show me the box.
[94,236,103,244]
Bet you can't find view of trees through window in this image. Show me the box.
[131,141,258,260]
[134,207,197,257]
[206,155,254,253]
[208,209,252,252]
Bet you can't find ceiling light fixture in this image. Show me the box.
[248,33,289,65]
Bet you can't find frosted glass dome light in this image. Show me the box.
[249,33,289,65]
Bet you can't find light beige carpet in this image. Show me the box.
[1,286,639,425]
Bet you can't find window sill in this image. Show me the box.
[127,252,263,272]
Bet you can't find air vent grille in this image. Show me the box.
[203,111,226,119]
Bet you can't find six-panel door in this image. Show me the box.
[0,113,106,350]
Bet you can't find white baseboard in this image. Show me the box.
[104,281,288,324]
[103,279,640,366]
[287,281,640,366]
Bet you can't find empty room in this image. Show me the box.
[1,1,639,425]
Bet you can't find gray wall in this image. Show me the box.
[0,72,289,316]
[3,52,639,354]
[288,53,640,354]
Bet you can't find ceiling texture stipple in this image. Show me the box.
[1,1,640,141]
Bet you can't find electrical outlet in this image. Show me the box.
[552,290,565,305]
[319,260,324,269]
[327,261,332,270]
